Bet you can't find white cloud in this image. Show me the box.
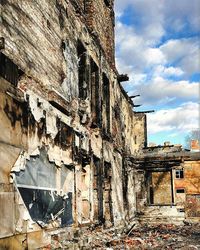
[162,67,184,77]
[153,65,184,77]
[115,0,165,44]
[145,48,165,65]
[115,0,200,76]
[129,77,199,107]
[164,0,200,33]
[160,38,200,75]
[115,0,200,35]
[147,102,199,134]
[115,21,166,73]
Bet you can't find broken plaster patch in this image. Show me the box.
[10,151,29,173]
[10,148,40,183]
[26,90,59,139]
[47,145,73,167]
[46,108,58,139]
[27,92,45,122]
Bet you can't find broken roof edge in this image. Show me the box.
[125,151,200,163]
[116,79,135,108]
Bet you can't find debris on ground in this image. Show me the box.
[45,223,200,249]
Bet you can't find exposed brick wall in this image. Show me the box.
[84,0,115,68]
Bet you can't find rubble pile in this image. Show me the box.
[43,223,200,249]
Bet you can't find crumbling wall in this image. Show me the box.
[84,0,115,67]
[111,80,146,155]
[0,0,147,248]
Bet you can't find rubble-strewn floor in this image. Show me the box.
[46,223,200,249]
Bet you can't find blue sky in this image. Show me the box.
[114,0,200,147]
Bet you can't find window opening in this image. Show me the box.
[77,40,87,100]
[103,73,110,134]
[0,53,23,86]
[175,169,184,179]
[104,0,110,7]
[176,189,185,193]
[90,58,101,126]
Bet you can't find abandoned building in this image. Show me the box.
[0,0,200,249]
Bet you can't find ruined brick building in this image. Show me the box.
[0,0,199,249]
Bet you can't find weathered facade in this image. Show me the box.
[0,1,200,249]
[0,0,147,248]
[174,160,200,220]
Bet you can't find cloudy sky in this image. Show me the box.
[114,0,200,147]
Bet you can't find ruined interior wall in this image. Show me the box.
[111,80,146,155]
[152,172,172,204]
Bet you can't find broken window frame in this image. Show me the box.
[13,149,74,227]
[93,156,104,223]
[90,58,101,127]
[0,53,23,86]
[77,40,88,100]
[54,118,73,150]
[102,73,111,135]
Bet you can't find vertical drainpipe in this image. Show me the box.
[73,165,77,226]
[100,48,104,224]
[144,114,147,148]
[170,168,174,205]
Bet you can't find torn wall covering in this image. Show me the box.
[1,0,199,249]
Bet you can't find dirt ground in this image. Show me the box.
[47,223,200,249]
